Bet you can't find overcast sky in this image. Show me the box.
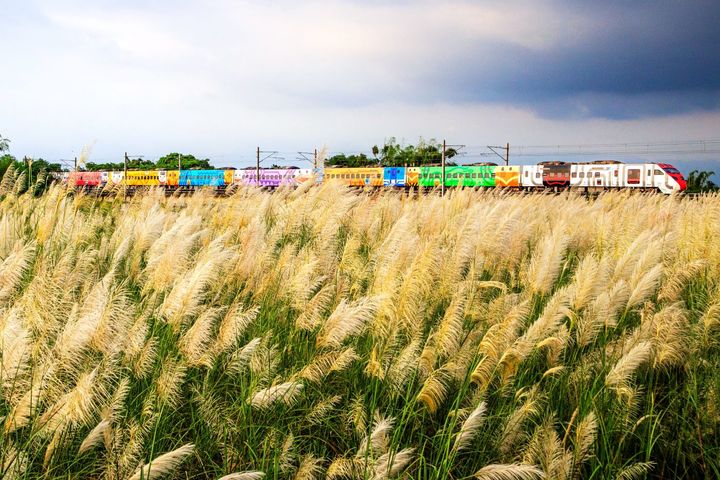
[1,0,719,170]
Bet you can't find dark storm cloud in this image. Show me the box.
[422,0,720,118]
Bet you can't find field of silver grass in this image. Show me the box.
[1,180,719,479]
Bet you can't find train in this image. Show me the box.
[59,161,687,194]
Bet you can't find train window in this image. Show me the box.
[536,172,541,178]
[647,170,651,176]
[595,172,601,177]
[524,171,528,177]
[654,169,663,175]
[627,169,641,184]
[572,172,577,178]
[614,170,618,177]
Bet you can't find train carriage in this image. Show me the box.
[108,171,125,185]
[179,170,226,187]
[406,167,420,187]
[324,167,384,187]
[383,167,406,187]
[418,165,495,188]
[68,171,102,187]
[571,163,615,189]
[293,168,314,184]
[165,170,180,186]
[258,169,297,188]
[224,170,234,186]
[495,165,520,187]
[520,165,544,189]
[126,170,160,187]
[541,162,571,189]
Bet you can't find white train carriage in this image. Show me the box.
[520,164,544,189]
[109,171,125,185]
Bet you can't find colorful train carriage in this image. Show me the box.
[178,170,226,187]
[324,167,384,187]
[294,168,314,184]
[126,170,160,186]
[255,169,299,188]
[406,167,420,187]
[541,162,571,188]
[68,171,102,187]
[418,165,495,187]
[495,165,520,187]
[383,167,406,187]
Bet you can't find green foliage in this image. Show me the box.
[328,137,458,167]
[85,153,214,171]
[0,133,9,153]
[0,153,62,195]
[157,152,212,170]
[686,170,718,192]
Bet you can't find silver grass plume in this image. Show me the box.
[179,307,224,366]
[371,447,415,480]
[0,241,36,304]
[248,381,304,409]
[228,337,262,374]
[572,411,598,478]
[358,414,395,458]
[78,419,110,454]
[317,296,382,348]
[294,454,325,480]
[128,443,195,480]
[218,472,266,480]
[306,395,342,425]
[605,341,653,398]
[453,401,487,452]
[214,305,259,355]
[474,463,545,480]
[615,461,655,480]
[525,226,569,296]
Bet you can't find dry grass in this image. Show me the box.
[0,182,719,479]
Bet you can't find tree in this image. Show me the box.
[0,134,9,153]
[157,153,213,170]
[686,170,718,192]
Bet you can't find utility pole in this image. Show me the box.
[488,143,510,166]
[313,148,317,170]
[256,146,260,186]
[74,156,78,172]
[124,152,129,197]
[441,139,446,197]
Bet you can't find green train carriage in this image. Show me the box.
[418,165,496,188]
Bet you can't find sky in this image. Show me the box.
[1,0,719,173]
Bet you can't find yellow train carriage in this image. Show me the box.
[165,170,180,186]
[324,167,384,187]
[125,170,160,186]
[224,170,234,185]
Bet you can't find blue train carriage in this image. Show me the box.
[383,167,406,187]
[179,169,227,187]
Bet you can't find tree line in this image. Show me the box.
[326,137,459,167]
